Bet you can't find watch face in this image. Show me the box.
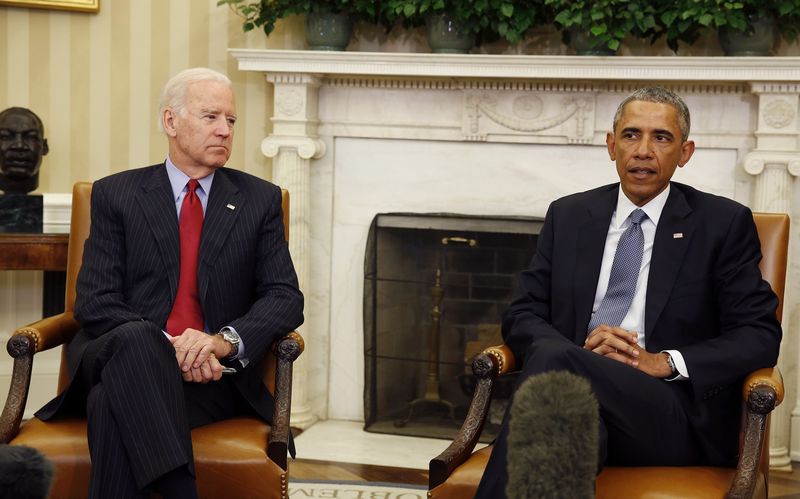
[219,330,239,358]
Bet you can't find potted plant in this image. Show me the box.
[380,0,545,53]
[543,0,658,55]
[656,0,800,55]
[219,0,379,50]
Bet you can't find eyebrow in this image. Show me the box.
[199,108,237,119]
[621,127,675,138]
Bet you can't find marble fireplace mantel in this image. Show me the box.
[231,50,800,82]
[231,50,800,468]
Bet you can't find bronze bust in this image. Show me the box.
[0,107,49,194]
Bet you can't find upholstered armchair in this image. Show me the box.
[0,182,303,499]
[429,212,789,499]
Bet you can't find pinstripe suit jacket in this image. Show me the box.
[39,163,303,421]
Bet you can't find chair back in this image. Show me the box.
[56,182,93,393]
[56,182,291,395]
[64,182,93,314]
[753,213,789,321]
[263,189,289,395]
[751,212,789,488]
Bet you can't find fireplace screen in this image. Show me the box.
[363,213,543,440]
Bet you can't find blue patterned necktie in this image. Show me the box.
[588,208,648,331]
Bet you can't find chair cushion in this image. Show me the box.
[13,418,91,498]
[597,466,765,499]
[12,417,286,499]
[192,417,286,499]
[428,444,766,499]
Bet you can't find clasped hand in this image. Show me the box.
[168,328,230,383]
[584,325,672,378]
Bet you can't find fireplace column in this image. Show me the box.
[262,73,325,429]
[743,83,800,470]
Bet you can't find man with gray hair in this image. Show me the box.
[36,67,304,498]
[476,87,781,498]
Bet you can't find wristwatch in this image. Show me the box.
[664,352,678,378]
[217,327,240,359]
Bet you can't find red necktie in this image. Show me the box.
[166,179,204,336]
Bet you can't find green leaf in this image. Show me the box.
[501,4,514,17]
[590,24,607,36]
[662,11,678,25]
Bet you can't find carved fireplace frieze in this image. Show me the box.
[463,91,595,144]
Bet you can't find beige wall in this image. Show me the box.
[0,1,305,192]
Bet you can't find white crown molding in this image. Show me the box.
[231,49,800,83]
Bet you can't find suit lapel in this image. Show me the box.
[573,185,617,342]
[198,169,244,302]
[137,164,180,299]
[644,185,693,342]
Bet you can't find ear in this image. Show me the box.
[162,109,178,137]
[606,132,616,161]
[678,140,695,167]
[41,139,49,156]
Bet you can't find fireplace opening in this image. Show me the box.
[363,213,543,440]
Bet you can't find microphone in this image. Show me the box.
[506,370,599,499]
[0,444,54,499]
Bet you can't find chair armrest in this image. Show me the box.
[483,344,517,376]
[742,367,783,408]
[267,331,304,471]
[429,344,518,489]
[15,312,80,353]
[0,312,79,443]
[727,367,783,499]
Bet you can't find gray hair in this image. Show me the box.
[158,67,231,132]
[612,87,691,142]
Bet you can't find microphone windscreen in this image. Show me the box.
[0,444,54,499]
[506,370,598,499]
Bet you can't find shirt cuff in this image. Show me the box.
[221,326,249,368]
[663,349,689,381]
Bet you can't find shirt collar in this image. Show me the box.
[613,183,670,228]
[165,155,214,201]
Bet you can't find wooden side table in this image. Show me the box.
[0,233,69,316]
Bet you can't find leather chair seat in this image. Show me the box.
[430,446,765,499]
[14,417,285,499]
[596,466,763,499]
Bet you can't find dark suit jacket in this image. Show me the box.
[502,181,781,465]
[39,163,303,422]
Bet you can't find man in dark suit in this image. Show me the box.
[476,87,781,498]
[36,67,303,498]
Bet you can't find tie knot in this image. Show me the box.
[187,179,199,194]
[629,208,647,226]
